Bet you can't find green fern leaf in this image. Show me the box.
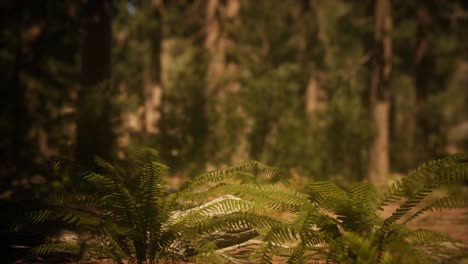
[384,184,435,226]
[381,154,467,207]
[402,229,458,246]
[178,161,277,197]
[403,196,468,224]
[29,243,81,256]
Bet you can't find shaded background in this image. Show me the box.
[1,0,468,199]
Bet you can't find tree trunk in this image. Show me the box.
[368,0,392,185]
[204,0,241,98]
[305,78,319,117]
[140,0,163,136]
[0,0,28,189]
[303,0,321,119]
[400,7,429,169]
[205,0,225,96]
[75,0,113,167]
[11,0,26,169]
[204,0,243,164]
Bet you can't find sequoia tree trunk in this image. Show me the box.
[368,0,392,185]
[75,0,113,167]
[140,0,163,136]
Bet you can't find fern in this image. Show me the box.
[13,147,287,263]
[402,228,457,245]
[28,242,81,256]
[11,150,467,263]
[176,160,276,197]
[380,154,468,207]
[403,196,468,224]
[284,154,468,263]
[336,232,380,263]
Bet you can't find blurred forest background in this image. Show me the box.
[1,0,467,199]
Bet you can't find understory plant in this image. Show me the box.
[11,150,467,263]
[12,147,289,263]
[255,154,467,263]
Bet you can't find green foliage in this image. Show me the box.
[28,243,81,256]
[12,147,291,263]
[10,150,467,263]
[266,154,467,264]
[221,154,466,263]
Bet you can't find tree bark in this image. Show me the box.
[368,0,392,185]
[75,0,113,167]
[204,0,241,97]
[205,0,224,96]
[140,0,163,136]
[203,0,243,164]
[303,0,321,119]
[404,8,430,168]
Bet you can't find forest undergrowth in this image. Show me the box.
[5,149,468,264]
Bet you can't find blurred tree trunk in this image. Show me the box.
[205,0,240,95]
[11,0,26,169]
[411,7,430,160]
[0,0,28,188]
[140,0,163,136]
[302,0,326,119]
[403,7,429,167]
[368,0,392,185]
[205,0,223,96]
[75,0,113,167]
[204,0,242,163]
[3,0,46,182]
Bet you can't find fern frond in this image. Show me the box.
[402,229,457,246]
[137,160,169,259]
[335,184,381,234]
[228,184,310,213]
[200,212,289,235]
[27,209,65,224]
[170,197,264,232]
[381,154,467,207]
[138,161,167,204]
[83,172,138,227]
[96,220,138,260]
[286,244,305,264]
[101,236,133,262]
[46,192,100,211]
[438,163,468,184]
[384,239,430,264]
[182,184,310,214]
[93,156,124,183]
[309,182,381,235]
[29,243,81,256]
[383,184,435,226]
[189,232,224,263]
[290,205,330,250]
[130,147,160,170]
[348,183,380,209]
[403,196,468,224]
[177,161,277,197]
[307,182,347,212]
[252,241,274,264]
[335,232,380,264]
[14,208,80,231]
